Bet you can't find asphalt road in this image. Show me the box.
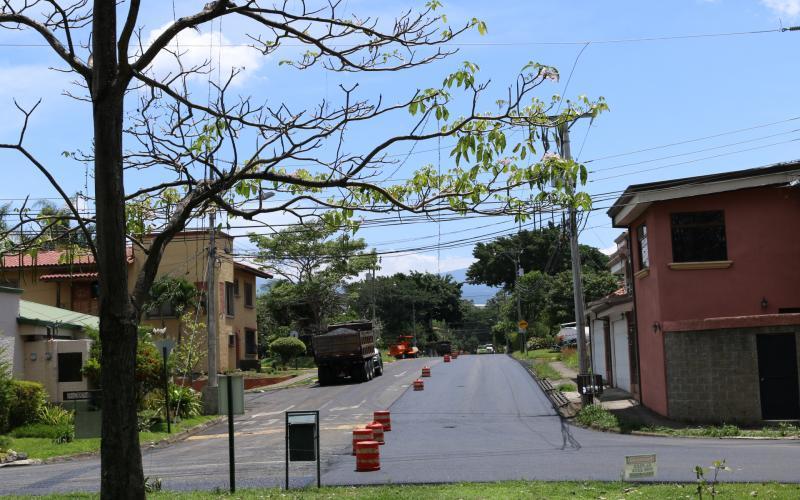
[325,354,800,485]
[3,354,800,494]
[0,357,432,494]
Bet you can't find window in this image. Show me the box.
[671,211,727,262]
[636,223,649,269]
[233,278,240,297]
[228,334,236,348]
[244,282,254,308]
[145,300,176,319]
[58,352,83,382]
[245,329,257,355]
[225,282,235,316]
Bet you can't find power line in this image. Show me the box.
[0,26,795,49]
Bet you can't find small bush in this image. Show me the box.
[527,336,553,350]
[269,337,306,367]
[10,422,73,440]
[38,405,74,427]
[557,383,577,392]
[8,380,47,429]
[137,409,162,432]
[0,435,11,451]
[576,404,619,430]
[169,385,201,419]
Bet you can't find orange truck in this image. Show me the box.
[388,335,420,359]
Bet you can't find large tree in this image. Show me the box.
[466,225,610,289]
[0,2,603,496]
[250,223,377,335]
[350,272,463,340]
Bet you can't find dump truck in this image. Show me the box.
[435,340,452,356]
[388,335,419,359]
[313,321,376,386]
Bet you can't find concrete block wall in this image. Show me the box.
[663,327,799,423]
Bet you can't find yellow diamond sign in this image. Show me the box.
[518,320,528,330]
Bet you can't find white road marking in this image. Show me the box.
[251,405,295,418]
[329,399,366,412]
[394,370,408,378]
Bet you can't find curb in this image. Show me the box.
[511,355,580,418]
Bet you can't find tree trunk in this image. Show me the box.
[93,1,145,498]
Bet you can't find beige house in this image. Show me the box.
[0,230,270,372]
[0,286,95,403]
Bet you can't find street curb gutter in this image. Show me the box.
[40,416,226,465]
[511,355,579,419]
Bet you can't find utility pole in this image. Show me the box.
[514,251,524,354]
[203,207,219,414]
[559,121,591,406]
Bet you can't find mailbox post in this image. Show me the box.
[285,410,320,490]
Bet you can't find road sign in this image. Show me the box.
[154,338,176,357]
[518,320,528,330]
[624,454,657,480]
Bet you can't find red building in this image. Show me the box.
[608,161,800,423]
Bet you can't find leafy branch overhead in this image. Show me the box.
[0,1,606,497]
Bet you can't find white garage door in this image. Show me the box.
[591,319,606,378]
[611,318,631,392]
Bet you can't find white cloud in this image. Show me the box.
[600,244,617,256]
[377,253,476,276]
[761,0,800,17]
[142,23,266,86]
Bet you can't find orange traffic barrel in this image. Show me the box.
[355,440,380,471]
[444,354,451,362]
[374,410,391,431]
[367,421,385,444]
[413,379,424,391]
[352,428,373,455]
[421,366,431,377]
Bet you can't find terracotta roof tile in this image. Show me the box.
[39,272,99,282]
[1,247,133,269]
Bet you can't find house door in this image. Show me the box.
[611,318,631,392]
[591,319,607,379]
[757,334,800,419]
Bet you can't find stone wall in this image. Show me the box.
[664,326,799,423]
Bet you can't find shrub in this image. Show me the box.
[8,380,47,429]
[0,345,12,433]
[576,404,619,430]
[137,409,162,432]
[527,336,553,351]
[0,435,10,451]
[269,337,306,367]
[169,385,201,419]
[38,405,74,427]
[10,422,72,440]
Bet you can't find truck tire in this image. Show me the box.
[367,359,374,380]
[318,367,330,386]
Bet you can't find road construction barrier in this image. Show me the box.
[374,410,391,431]
[355,440,380,471]
[421,366,431,377]
[367,421,385,444]
[444,354,451,362]
[352,428,373,455]
[413,379,424,391]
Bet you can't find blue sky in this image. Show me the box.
[1,1,798,302]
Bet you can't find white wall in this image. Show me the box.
[23,339,91,402]
[591,319,607,379]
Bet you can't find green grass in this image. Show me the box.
[531,361,561,380]
[557,383,577,392]
[634,423,800,439]
[2,415,218,460]
[6,481,800,499]
[575,404,620,431]
[511,349,560,362]
[561,350,579,370]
